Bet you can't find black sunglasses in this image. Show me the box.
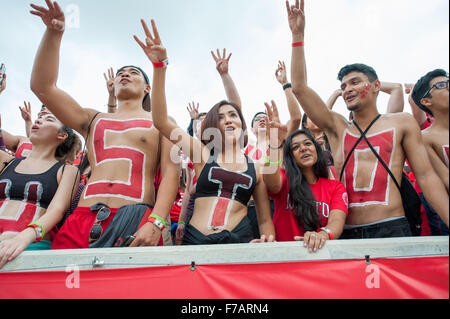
[422,80,449,99]
[89,206,111,243]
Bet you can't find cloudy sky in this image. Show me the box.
[0,0,448,140]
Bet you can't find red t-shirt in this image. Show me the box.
[268,168,348,241]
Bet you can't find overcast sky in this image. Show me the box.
[0,0,448,140]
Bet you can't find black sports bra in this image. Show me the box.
[0,158,63,209]
[195,155,257,206]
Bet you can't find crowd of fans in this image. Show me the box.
[0,0,448,269]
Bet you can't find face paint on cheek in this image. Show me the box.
[359,84,371,99]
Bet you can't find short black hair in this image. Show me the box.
[116,65,151,112]
[251,112,266,128]
[411,69,448,117]
[338,63,379,82]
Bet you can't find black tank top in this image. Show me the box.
[0,158,63,209]
[195,155,257,206]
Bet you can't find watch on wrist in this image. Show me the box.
[153,59,169,69]
[27,223,44,243]
[318,227,334,240]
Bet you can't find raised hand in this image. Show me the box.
[186,102,200,120]
[103,67,115,97]
[285,0,305,36]
[211,48,232,75]
[19,101,32,122]
[265,100,288,148]
[275,61,288,85]
[0,72,5,94]
[404,83,414,95]
[30,0,65,32]
[134,19,167,64]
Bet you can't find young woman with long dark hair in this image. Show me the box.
[135,19,275,244]
[263,103,348,252]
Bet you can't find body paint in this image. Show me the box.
[342,129,396,207]
[207,166,253,230]
[443,145,449,168]
[84,118,153,202]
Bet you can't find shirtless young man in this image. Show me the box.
[411,69,449,192]
[411,70,449,235]
[286,0,448,238]
[29,1,179,248]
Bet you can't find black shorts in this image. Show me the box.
[341,217,412,239]
[182,216,254,245]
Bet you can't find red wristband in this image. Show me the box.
[292,42,304,47]
[318,227,334,240]
[153,62,165,68]
[153,59,169,69]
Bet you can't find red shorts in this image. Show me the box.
[52,206,163,249]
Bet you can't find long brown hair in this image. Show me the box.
[200,100,248,151]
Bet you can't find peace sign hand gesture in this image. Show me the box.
[30,0,65,32]
[286,0,305,36]
[211,48,232,75]
[134,19,168,64]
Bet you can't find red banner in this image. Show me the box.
[0,256,447,299]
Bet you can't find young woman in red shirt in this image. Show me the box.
[263,102,348,252]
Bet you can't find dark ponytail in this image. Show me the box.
[55,125,76,159]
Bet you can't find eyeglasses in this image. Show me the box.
[89,206,111,243]
[422,80,449,99]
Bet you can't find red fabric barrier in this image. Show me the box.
[0,256,448,299]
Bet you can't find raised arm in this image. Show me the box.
[287,0,344,137]
[381,81,404,113]
[211,48,242,109]
[0,69,5,94]
[134,19,209,174]
[103,67,117,114]
[29,1,97,137]
[275,61,301,136]
[0,113,27,153]
[405,84,428,128]
[326,89,343,110]
[19,101,33,137]
[262,101,288,195]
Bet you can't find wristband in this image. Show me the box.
[27,222,45,243]
[283,83,292,90]
[148,214,166,231]
[263,154,281,166]
[318,227,334,240]
[153,59,169,69]
[292,42,304,47]
[178,221,186,225]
